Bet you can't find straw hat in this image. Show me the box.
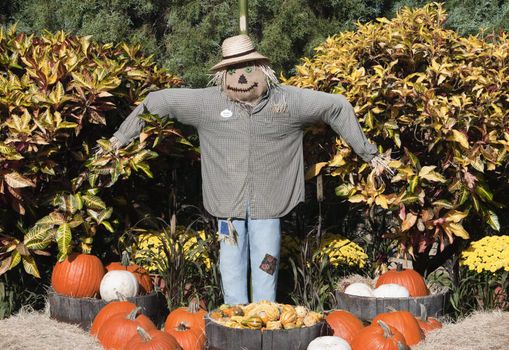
[210,34,269,71]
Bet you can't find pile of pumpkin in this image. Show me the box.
[309,264,443,349]
[308,307,442,350]
[51,252,154,300]
[52,252,208,349]
[51,253,442,349]
[90,299,206,350]
[209,301,323,330]
[343,263,430,298]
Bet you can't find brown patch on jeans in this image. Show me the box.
[259,254,278,275]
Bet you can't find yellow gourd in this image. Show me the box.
[211,302,323,330]
[295,306,308,318]
[283,322,298,329]
[241,316,263,329]
[224,321,244,329]
[249,304,280,323]
[230,316,244,323]
[209,310,224,320]
[223,306,244,317]
[242,303,257,315]
[265,320,282,330]
[303,311,323,327]
[279,306,297,327]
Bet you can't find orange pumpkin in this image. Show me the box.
[351,320,409,350]
[97,307,157,350]
[325,310,364,344]
[372,310,424,346]
[165,323,205,350]
[375,263,429,297]
[416,305,442,335]
[417,316,442,335]
[90,296,136,336]
[126,326,182,350]
[164,300,207,334]
[106,252,153,294]
[51,253,105,298]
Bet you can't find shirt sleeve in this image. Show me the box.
[294,87,378,162]
[113,88,202,147]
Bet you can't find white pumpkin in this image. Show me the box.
[373,283,410,298]
[344,282,373,297]
[307,336,351,350]
[100,270,139,301]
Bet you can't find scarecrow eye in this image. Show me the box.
[227,68,236,75]
[245,66,253,73]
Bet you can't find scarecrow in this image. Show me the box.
[109,34,390,305]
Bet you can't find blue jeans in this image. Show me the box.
[218,211,281,305]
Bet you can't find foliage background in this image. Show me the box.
[2,1,508,87]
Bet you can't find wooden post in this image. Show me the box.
[239,0,248,34]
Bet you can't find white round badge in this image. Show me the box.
[220,109,233,118]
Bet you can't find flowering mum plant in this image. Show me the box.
[280,231,368,271]
[133,226,212,273]
[461,236,509,273]
[450,235,509,316]
[314,233,368,269]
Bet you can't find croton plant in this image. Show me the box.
[285,3,509,274]
[0,25,195,277]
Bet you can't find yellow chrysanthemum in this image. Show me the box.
[314,233,367,269]
[133,226,212,272]
[460,235,509,273]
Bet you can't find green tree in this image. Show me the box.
[390,1,509,36]
[2,0,391,87]
[444,0,509,36]
[2,0,165,56]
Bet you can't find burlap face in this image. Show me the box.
[223,63,268,105]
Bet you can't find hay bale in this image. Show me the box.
[0,306,102,350]
[414,310,509,350]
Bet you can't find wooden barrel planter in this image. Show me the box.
[48,289,166,331]
[205,316,328,350]
[336,290,450,321]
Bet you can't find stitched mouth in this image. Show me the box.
[227,82,258,93]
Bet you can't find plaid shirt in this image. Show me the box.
[113,85,378,219]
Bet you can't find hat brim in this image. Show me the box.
[210,52,270,72]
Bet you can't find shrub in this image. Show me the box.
[0,25,190,278]
[285,3,509,275]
